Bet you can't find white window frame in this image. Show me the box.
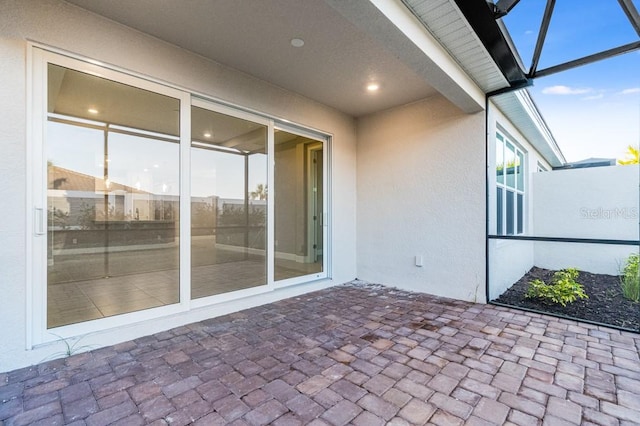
[29,47,331,347]
[495,131,526,236]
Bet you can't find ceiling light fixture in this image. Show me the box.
[204,132,212,138]
[367,83,380,92]
[290,38,305,48]
[87,108,99,114]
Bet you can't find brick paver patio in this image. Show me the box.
[1,282,639,425]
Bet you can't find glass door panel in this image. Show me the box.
[274,130,324,281]
[190,106,267,298]
[46,64,180,328]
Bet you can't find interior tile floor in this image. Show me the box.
[3,282,639,425]
[47,241,321,328]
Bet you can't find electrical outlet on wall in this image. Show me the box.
[415,255,423,267]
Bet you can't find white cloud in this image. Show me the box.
[620,87,640,95]
[525,30,534,35]
[542,85,592,95]
[582,94,604,101]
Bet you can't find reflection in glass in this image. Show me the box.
[497,188,503,235]
[274,130,324,281]
[190,107,267,298]
[517,193,524,234]
[517,151,524,191]
[47,64,180,328]
[506,190,515,235]
[506,142,516,188]
[496,137,504,184]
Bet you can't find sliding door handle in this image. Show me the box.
[34,207,46,236]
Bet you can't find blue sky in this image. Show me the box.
[503,1,640,162]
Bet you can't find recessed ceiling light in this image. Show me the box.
[87,108,99,114]
[367,83,380,92]
[291,38,305,48]
[204,132,212,138]
[153,164,159,168]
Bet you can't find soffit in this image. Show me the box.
[62,0,441,117]
[402,0,509,93]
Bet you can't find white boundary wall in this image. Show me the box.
[532,165,639,275]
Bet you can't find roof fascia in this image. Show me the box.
[514,89,565,166]
[452,0,528,89]
[491,91,565,167]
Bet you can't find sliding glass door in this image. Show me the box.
[33,50,329,342]
[46,64,182,328]
[190,105,268,298]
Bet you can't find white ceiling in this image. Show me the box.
[63,0,441,117]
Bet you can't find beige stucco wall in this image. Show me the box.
[356,95,486,302]
[0,0,357,372]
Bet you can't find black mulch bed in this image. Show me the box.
[493,267,640,332]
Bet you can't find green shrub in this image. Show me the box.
[620,253,640,302]
[525,268,588,307]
